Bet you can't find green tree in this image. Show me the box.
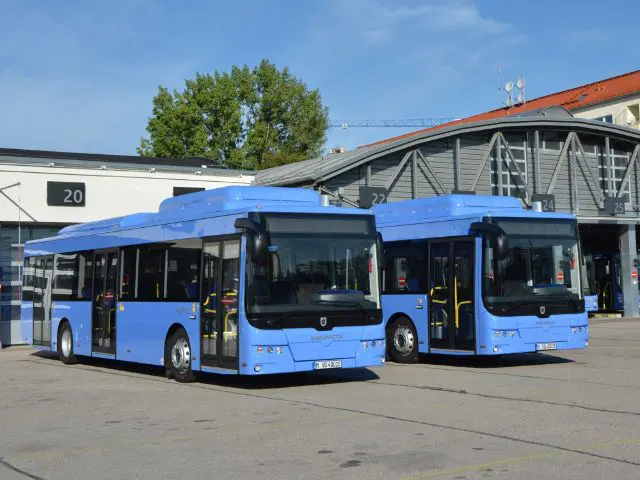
[138,60,329,170]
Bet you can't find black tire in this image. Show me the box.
[166,328,195,383]
[387,317,419,363]
[58,322,77,365]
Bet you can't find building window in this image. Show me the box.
[593,114,613,123]
[491,133,528,198]
[541,131,563,151]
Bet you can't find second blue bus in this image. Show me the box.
[373,195,589,361]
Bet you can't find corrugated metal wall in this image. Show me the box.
[321,126,640,220]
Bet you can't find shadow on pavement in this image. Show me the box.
[30,350,380,390]
[414,352,575,369]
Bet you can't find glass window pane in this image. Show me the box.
[166,239,201,301]
[201,242,220,357]
[137,247,165,301]
[53,253,78,301]
[120,248,136,300]
[222,240,240,358]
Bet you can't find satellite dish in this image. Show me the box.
[516,77,525,89]
[504,81,513,93]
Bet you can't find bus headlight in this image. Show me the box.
[256,345,285,354]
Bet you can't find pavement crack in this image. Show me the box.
[0,458,47,480]
[371,380,640,417]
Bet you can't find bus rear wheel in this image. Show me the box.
[58,322,77,365]
[388,317,418,363]
[167,328,195,383]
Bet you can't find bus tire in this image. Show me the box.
[167,328,195,383]
[58,322,77,365]
[388,317,418,363]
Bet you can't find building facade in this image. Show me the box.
[0,148,253,345]
[254,112,640,317]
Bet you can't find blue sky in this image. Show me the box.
[1,0,639,156]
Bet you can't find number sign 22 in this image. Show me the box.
[359,186,388,208]
[47,182,86,207]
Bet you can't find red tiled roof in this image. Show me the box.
[368,69,640,147]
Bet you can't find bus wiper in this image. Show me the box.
[316,299,369,318]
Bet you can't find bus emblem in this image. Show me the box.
[540,306,546,315]
[320,317,328,327]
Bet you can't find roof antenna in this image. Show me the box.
[496,64,503,103]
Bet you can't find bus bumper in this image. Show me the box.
[478,328,589,355]
[239,342,386,375]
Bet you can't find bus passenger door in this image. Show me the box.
[429,242,451,350]
[201,241,220,366]
[429,240,475,351]
[32,255,54,347]
[92,250,118,355]
[452,241,474,351]
[201,239,239,369]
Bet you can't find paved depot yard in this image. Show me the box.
[1,319,639,480]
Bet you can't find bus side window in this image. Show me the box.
[384,242,426,293]
[138,247,165,301]
[166,239,201,301]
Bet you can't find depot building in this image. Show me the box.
[255,108,640,318]
[0,148,253,345]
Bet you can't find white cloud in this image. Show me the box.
[333,0,511,47]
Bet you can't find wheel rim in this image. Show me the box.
[393,325,414,355]
[171,338,191,373]
[61,328,72,358]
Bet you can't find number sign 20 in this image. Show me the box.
[47,182,86,207]
[359,186,388,209]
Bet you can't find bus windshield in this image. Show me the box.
[483,218,583,315]
[247,214,379,315]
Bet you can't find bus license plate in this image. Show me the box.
[536,343,557,351]
[314,360,342,370]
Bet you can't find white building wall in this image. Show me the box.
[573,94,640,130]
[0,163,253,224]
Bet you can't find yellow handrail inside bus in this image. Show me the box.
[453,276,472,329]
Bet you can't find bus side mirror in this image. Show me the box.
[234,218,267,265]
[469,221,509,261]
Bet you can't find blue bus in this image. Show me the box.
[21,186,385,381]
[373,195,589,361]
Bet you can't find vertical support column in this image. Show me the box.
[411,150,418,199]
[571,134,579,215]
[620,224,639,317]
[366,164,372,187]
[454,137,461,192]
[605,136,612,196]
[534,130,541,194]
[496,133,503,195]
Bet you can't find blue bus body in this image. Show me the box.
[373,195,589,359]
[21,186,385,378]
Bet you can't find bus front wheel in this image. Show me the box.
[388,317,418,363]
[58,322,77,365]
[167,328,195,383]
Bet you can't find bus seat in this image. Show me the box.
[407,278,419,292]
